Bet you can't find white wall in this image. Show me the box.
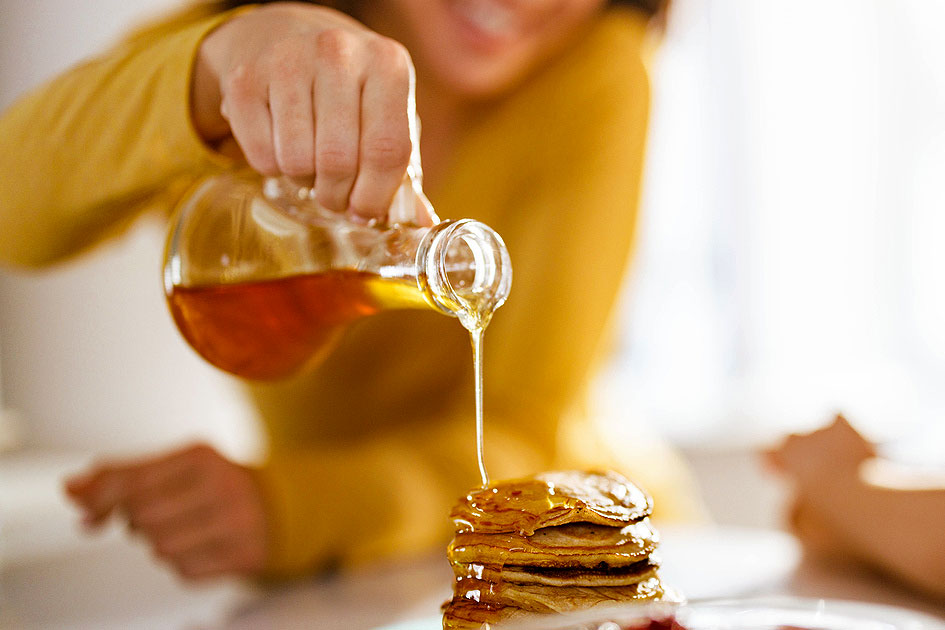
[0,1,262,460]
[610,0,945,460]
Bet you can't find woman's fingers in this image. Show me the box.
[151,512,230,563]
[347,39,413,221]
[205,7,424,223]
[66,458,186,528]
[221,64,279,176]
[151,512,255,580]
[124,480,214,536]
[772,415,875,485]
[67,469,127,527]
[267,37,321,179]
[143,476,266,579]
[269,76,316,178]
[313,30,361,212]
[123,446,201,493]
[411,183,438,227]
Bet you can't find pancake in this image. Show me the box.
[455,557,660,587]
[453,575,667,614]
[450,470,652,536]
[448,520,659,568]
[442,598,524,630]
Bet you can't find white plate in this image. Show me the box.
[377,597,945,630]
[654,525,801,600]
[684,597,945,630]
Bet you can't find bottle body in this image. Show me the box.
[164,171,510,380]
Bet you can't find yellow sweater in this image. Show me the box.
[0,5,700,577]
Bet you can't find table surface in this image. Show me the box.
[2,524,943,630]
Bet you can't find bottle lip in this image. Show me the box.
[415,218,512,328]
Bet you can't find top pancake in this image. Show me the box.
[450,470,653,536]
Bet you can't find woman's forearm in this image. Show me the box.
[838,468,945,598]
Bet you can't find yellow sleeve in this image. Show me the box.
[247,9,692,578]
[0,7,241,267]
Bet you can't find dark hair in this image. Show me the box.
[219,0,666,18]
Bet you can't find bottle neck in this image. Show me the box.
[260,173,511,327]
[416,219,512,332]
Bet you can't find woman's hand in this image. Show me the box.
[192,2,434,225]
[767,414,876,490]
[768,416,945,599]
[65,444,268,581]
[766,415,876,555]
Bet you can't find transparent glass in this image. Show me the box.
[163,170,511,380]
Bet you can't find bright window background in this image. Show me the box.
[604,0,945,463]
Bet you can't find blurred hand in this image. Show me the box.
[766,414,876,491]
[65,444,268,581]
[766,415,876,562]
[769,416,945,599]
[193,2,435,226]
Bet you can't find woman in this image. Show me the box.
[0,0,699,580]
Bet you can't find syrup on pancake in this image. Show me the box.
[443,470,676,630]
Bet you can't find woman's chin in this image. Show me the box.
[428,59,532,101]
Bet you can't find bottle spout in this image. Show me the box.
[417,219,512,332]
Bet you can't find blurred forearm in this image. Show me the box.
[837,465,945,599]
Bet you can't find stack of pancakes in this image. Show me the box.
[443,470,673,629]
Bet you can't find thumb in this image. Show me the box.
[64,471,94,498]
[388,174,439,227]
[79,469,130,526]
[411,183,438,227]
[761,447,785,473]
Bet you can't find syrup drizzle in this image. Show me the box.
[470,327,489,487]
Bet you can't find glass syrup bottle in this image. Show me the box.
[164,170,511,381]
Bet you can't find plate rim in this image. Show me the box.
[376,595,945,630]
